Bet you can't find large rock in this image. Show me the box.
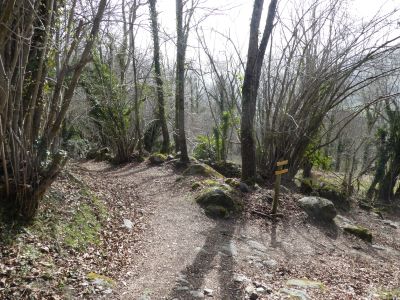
[149,153,167,165]
[343,225,372,242]
[195,186,241,218]
[183,163,223,178]
[209,161,241,178]
[298,196,337,221]
[86,147,112,161]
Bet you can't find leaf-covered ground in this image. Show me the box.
[1,160,399,299]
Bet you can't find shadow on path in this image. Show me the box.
[167,218,244,300]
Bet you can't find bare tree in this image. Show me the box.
[256,0,400,180]
[175,0,191,162]
[0,0,107,221]
[241,0,278,182]
[149,0,170,154]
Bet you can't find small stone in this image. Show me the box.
[190,290,205,298]
[256,287,265,293]
[40,246,50,253]
[249,292,259,300]
[383,220,399,229]
[372,244,386,251]
[220,242,238,256]
[286,279,324,289]
[234,274,250,283]
[204,288,213,295]
[176,286,189,291]
[280,288,310,300]
[195,247,210,255]
[245,284,255,294]
[247,240,267,252]
[123,219,134,230]
[262,259,278,268]
[176,278,190,285]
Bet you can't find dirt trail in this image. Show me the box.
[77,161,400,300]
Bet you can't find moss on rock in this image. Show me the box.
[149,152,167,165]
[286,278,325,290]
[299,178,349,210]
[205,205,229,218]
[195,185,241,218]
[183,163,223,178]
[225,178,240,188]
[379,288,400,299]
[343,225,372,242]
[87,272,116,286]
[191,182,202,190]
[209,161,241,178]
[202,179,220,186]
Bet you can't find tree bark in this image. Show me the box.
[241,0,278,182]
[149,0,170,154]
[175,0,189,162]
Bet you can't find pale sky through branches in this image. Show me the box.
[153,0,399,65]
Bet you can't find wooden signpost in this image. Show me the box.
[272,159,288,214]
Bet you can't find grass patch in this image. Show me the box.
[61,203,102,249]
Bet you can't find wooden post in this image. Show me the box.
[272,160,288,214]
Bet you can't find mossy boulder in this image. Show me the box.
[299,178,349,210]
[318,183,350,210]
[205,205,229,218]
[210,161,241,178]
[343,225,372,242]
[225,178,240,188]
[183,163,223,178]
[86,147,112,161]
[202,179,220,186]
[192,179,220,191]
[149,152,167,165]
[195,186,241,218]
[298,196,337,221]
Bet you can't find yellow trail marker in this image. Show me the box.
[272,159,289,215]
[275,169,288,175]
[276,160,288,166]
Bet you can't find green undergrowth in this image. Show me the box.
[379,288,400,299]
[0,170,109,298]
[29,183,108,251]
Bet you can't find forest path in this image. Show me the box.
[77,161,249,299]
[75,161,400,300]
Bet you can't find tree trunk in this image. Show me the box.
[241,0,278,183]
[175,0,189,162]
[377,155,400,202]
[149,0,169,154]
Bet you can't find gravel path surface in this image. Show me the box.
[77,161,400,300]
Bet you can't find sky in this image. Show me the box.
[152,0,399,63]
